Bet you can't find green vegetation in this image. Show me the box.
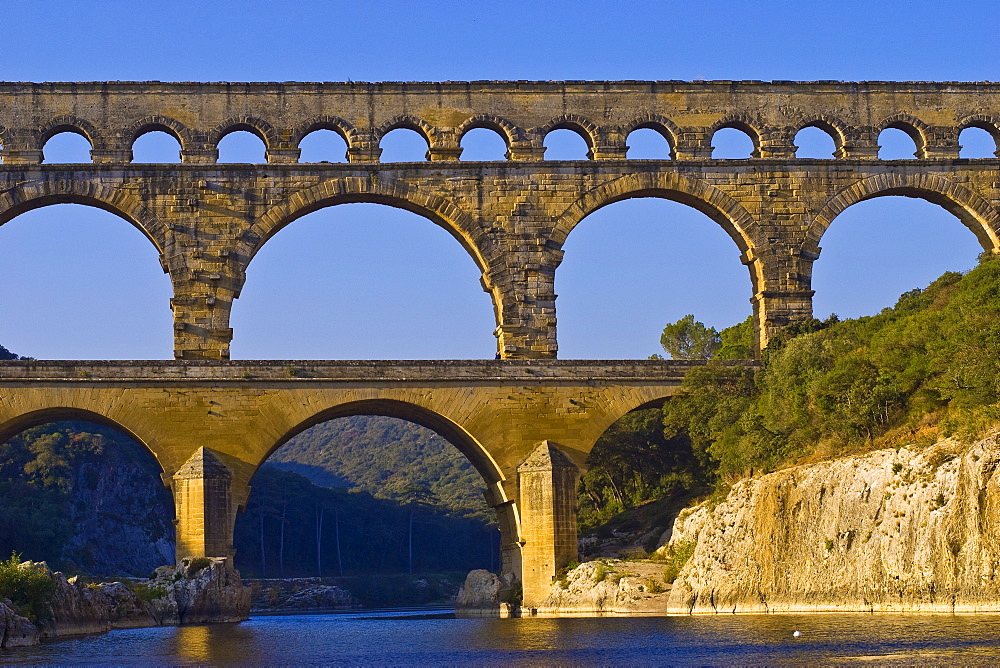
[583,256,1000,535]
[0,552,56,622]
[662,540,695,584]
[129,581,167,603]
[0,344,30,361]
[658,314,721,360]
[578,409,712,532]
[185,557,212,575]
[664,257,1000,483]
[0,421,173,575]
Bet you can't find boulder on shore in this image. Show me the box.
[1,556,252,649]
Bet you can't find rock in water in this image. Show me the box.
[0,601,39,648]
[456,569,517,616]
[147,557,251,624]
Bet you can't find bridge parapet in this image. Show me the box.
[0,358,723,382]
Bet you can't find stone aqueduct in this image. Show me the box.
[1,81,1000,607]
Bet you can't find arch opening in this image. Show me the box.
[298,129,349,163]
[218,129,267,163]
[231,202,496,360]
[0,414,174,576]
[626,127,673,159]
[41,131,92,163]
[460,127,508,161]
[578,405,712,550]
[878,127,919,160]
[131,129,182,163]
[711,126,756,159]
[234,401,503,581]
[812,195,983,320]
[379,128,429,162]
[556,197,753,359]
[0,203,173,359]
[959,126,999,158]
[544,128,591,160]
[794,125,837,158]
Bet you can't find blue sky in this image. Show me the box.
[0,0,997,360]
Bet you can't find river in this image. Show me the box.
[7,610,1000,665]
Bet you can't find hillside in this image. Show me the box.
[271,416,489,519]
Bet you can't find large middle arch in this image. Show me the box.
[243,177,492,273]
[552,171,759,253]
[552,171,763,301]
[0,180,170,258]
[811,172,1000,251]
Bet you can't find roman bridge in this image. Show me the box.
[2,80,1000,607]
[0,358,703,607]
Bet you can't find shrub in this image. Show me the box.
[500,582,522,606]
[131,582,168,603]
[593,562,606,583]
[0,553,56,622]
[185,557,212,576]
[662,540,696,584]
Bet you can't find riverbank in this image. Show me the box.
[459,433,1000,617]
[0,557,250,648]
[547,433,1000,615]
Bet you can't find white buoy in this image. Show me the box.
[793,630,801,638]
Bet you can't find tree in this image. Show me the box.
[660,315,720,360]
[0,344,27,360]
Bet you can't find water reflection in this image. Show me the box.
[10,611,1000,665]
[165,624,260,664]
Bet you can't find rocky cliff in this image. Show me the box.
[536,434,1000,615]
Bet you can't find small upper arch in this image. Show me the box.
[795,116,848,152]
[124,115,191,149]
[208,116,276,150]
[878,113,929,154]
[457,114,522,148]
[625,114,682,153]
[36,115,102,150]
[293,116,357,147]
[536,114,599,151]
[709,116,762,158]
[958,114,1000,155]
[376,115,438,145]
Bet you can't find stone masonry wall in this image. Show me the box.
[0,81,997,358]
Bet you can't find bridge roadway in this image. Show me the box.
[0,358,729,606]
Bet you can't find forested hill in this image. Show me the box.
[270,416,488,519]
